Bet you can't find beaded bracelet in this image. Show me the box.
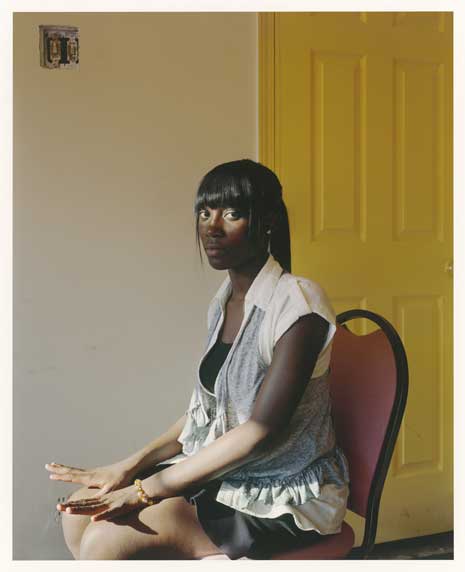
[134,479,155,505]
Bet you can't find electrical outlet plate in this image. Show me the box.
[39,25,79,69]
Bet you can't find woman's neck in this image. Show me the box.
[227,251,269,302]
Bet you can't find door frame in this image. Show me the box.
[259,13,276,170]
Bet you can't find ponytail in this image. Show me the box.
[269,200,291,273]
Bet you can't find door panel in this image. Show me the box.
[261,11,453,542]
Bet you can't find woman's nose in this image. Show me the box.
[207,212,224,235]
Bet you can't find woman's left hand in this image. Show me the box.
[57,484,156,522]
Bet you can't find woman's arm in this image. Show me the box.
[144,419,270,498]
[141,313,329,500]
[124,413,187,473]
[249,312,330,442]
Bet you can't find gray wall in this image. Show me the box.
[13,12,257,559]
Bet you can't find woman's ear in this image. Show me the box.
[265,212,278,234]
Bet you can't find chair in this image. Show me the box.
[271,308,409,559]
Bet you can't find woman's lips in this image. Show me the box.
[205,245,225,256]
[206,247,225,256]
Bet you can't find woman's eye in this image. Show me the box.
[198,208,243,221]
[224,210,242,220]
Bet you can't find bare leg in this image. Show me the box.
[60,486,97,559]
[61,486,226,560]
[78,496,226,560]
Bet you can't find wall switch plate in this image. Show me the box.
[39,25,79,69]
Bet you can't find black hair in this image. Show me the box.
[194,159,291,272]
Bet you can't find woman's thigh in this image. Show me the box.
[78,496,225,560]
[60,463,173,557]
[60,485,99,558]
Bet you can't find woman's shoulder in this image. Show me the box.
[276,271,328,293]
[259,270,337,367]
[272,271,335,318]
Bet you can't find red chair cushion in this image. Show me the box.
[271,521,355,560]
[330,326,397,516]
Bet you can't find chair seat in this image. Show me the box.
[271,521,355,560]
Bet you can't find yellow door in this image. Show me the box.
[260,12,453,543]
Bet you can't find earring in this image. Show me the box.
[266,229,271,235]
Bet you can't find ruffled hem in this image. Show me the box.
[216,483,349,533]
[216,448,350,511]
[177,403,208,455]
[178,403,227,456]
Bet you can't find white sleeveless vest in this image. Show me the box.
[173,254,350,532]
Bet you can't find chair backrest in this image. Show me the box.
[328,309,408,556]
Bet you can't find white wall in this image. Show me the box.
[13,12,257,559]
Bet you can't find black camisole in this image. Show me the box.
[199,339,233,393]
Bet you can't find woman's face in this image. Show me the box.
[197,205,266,270]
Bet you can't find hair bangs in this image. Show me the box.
[194,172,253,215]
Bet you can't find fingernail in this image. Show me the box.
[66,508,72,513]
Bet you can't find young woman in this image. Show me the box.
[45,159,350,560]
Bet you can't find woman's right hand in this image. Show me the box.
[45,460,140,496]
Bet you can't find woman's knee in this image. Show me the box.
[77,500,198,560]
[60,486,95,558]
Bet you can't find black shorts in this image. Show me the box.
[136,463,322,560]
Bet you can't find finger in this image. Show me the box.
[45,463,85,473]
[59,499,108,512]
[49,473,78,483]
[60,500,102,508]
[90,490,107,499]
[47,467,80,480]
[59,498,106,509]
[62,505,105,516]
[91,508,120,522]
[48,469,95,485]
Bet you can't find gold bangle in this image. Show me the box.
[134,478,154,505]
